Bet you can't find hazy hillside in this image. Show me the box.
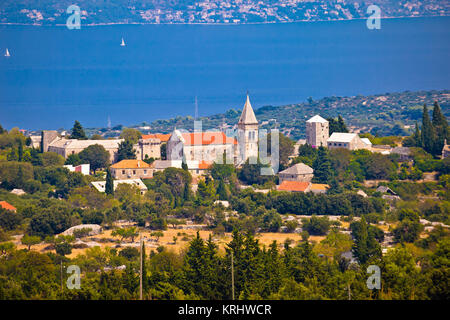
[0,0,449,25]
[92,90,450,140]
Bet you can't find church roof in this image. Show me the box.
[306,115,328,123]
[181,132,237,146]
[238,95,258,125]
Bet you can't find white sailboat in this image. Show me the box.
[4,48,10,57]
[120,38,126,47]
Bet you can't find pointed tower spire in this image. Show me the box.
[238,93,258,125]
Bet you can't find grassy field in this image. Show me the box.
[12,226,326,259]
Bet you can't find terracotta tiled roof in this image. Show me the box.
[277,181,310,192]
[0,201,17,212]
[198,161,213,170]
[111,160,151,169]
[141,134,171,142]
[181,132,237,146]
[310,183,329,191]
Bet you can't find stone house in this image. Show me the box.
[110,159,153,179]
[278,163,314,184]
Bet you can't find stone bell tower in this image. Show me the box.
[237,94,259,165]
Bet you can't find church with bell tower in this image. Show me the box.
[237,94,259,165]
[166,93,259,167]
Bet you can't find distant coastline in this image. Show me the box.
[0,15,448,27]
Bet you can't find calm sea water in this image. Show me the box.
[0,17,449,130]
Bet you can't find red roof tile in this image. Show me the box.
[277,181,310,192]
[141,134,171,142]
[181,132,237,146]
[0,201,17,212]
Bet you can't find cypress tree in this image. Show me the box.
[337,115,349,133]
[105,167,114,196]
[216,179,228,200]
[117,140,136,161]
[18,140,23,162]
[421,104,435,154]
[352,216,369,264]
[183,181,191,203]
[432,101,449,155]
[413,121,422,147]
[312,146,333,183]
[70,120,87,140]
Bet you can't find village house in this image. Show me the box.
[0,201,17,212]
[91,179,148,195]
[64,163,90,175]
[327,132,370,151]
[110,160,153,180]
[278,163,314,184]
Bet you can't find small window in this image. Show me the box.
[144,170,147,174]
[122,170,125,174]
[133,170,136,175]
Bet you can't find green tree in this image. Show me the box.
[79,144,110,173]
[216,180,229,200]
[431,101,449,156]
[421,104,435,154]
[302,215,330,235]
[42,152,65,167]
[312,146,333,183]
[265,132,294,170]
[119,128,142,145]
[65,153,83,166]
[117,140,136,161]
[105,167,114,196]
[70,120,87,140]
[328,115,349,135]
[21,235,41,250]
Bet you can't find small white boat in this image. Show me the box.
[5,48,10,57]
[120,38,126,47]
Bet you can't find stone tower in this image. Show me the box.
[306,115,329,147]
[237,94,259,164]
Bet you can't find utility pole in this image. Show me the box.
[140,234,143,300]
[60,260,63,294]
[231,251,235,300]
[347,283,351,300]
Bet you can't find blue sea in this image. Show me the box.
[0,17,449,130]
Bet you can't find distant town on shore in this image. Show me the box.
[1,0,449,25]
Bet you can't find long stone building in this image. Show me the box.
[41,131,123,163]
